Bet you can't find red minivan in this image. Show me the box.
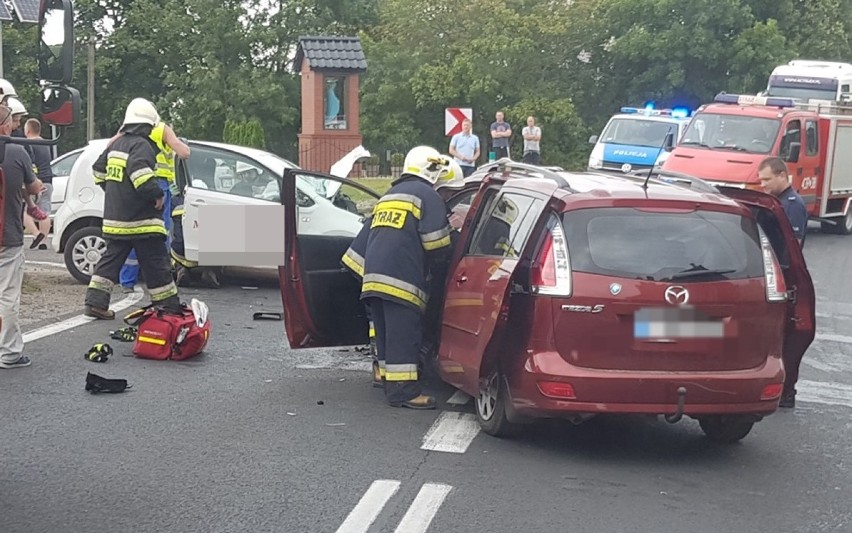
[277,162,815,444]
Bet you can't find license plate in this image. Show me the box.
[634,306,726,339]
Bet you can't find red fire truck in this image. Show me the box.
[662,93,852,235]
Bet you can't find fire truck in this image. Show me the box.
[661,92,852,235]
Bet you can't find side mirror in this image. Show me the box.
[786,142,801,163]
[38,0,75,85]
[588,135,598,144]
[663,131,675,152]
[41,85,81,127]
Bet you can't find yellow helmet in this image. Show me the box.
[435,154,465,189]
[403,145,450,184]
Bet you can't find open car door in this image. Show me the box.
[718,186,817,374]
[438,178,558,396]
[280,169,381,348]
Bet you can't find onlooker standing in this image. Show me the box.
[449,118,480,177]
[522,116,542,165]
[24,119,53,249]
[0,104,43,369]
[490,111,512,159]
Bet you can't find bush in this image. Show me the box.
[223,118,267,149]
[390,152,405,166]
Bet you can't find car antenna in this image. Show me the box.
[643,126,674,190]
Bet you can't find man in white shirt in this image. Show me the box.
[522,116,542,165]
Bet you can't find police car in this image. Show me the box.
[51,139,367,283]
[275,160,815,445]
[588,106,692,174]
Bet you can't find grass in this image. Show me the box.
[345,177,395,205]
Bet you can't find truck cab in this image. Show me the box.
[587,107,691,174]
[662,93,852,235]
[765,60,852,103]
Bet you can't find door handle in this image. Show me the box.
[189,199,206,207]
[797,167,803,177]
[456,274,468,283]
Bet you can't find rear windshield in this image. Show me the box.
[562,207,765,282]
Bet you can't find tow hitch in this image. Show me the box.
[664,387,687,424]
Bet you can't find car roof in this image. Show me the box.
[462,161,743,208]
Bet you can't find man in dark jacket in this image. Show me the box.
[83,98,181,319]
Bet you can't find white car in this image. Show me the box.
[51,139,369,283]
[48,146,85,217]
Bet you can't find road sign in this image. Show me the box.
[445,108,472,136]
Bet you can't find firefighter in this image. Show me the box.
[342,156,464,390]
[119,120,190,291]
[343,146,455,409]
[83,98,181,319]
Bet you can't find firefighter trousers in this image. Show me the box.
[366,297,424,404]
[86,236,180,311]
[120,181,172,288]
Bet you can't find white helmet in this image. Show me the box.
[0,79,17,103]
[7,96,27,116]
[121,97,160,129]
[435,154,465,189]
[402,145,450,184]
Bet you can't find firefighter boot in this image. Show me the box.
[393,394,437,410]
[84,305,115,320]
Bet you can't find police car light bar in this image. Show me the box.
[620,106,693,118]
[714,92,796,108]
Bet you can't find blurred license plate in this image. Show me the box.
[634,306,725,339]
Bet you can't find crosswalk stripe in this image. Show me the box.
[334,480,400,533]
[393,483,453,533]
[421,412,481,453]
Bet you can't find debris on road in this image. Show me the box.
[252,312,282,321]
[85,372,131,394]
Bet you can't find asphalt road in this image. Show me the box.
[2,225,851,533]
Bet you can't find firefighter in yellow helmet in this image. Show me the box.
[342,146,453,409]
[83,98,181,318]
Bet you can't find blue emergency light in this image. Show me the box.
[714,92,796,108]
[620,106,692,118]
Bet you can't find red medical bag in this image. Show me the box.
[125,304,210,361]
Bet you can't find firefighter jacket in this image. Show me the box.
[354,175,453,313]
[92,132,166,239]
[149,122,176,182]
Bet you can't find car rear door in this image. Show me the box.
[438,182,556,395]
[279,169,381,348]
[718,186,817,367]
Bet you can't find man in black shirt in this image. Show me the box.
[24,119,53,249]
[0,104,43,369]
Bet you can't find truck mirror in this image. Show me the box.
[663,132,675,152]
[41,85,81,127]
[38,0,75,85]
[786,142,801,163]
[588,135,598,144]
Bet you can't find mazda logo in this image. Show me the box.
[664,286,689,305]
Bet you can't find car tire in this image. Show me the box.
[698,415,755,444]
[64,226,107,284]
[821,209,852,235]
[475,372,520,437]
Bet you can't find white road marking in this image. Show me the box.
[23,290,145,343]
[25,260,67,268]
[393,483,453,533]
[446,390,472,406]
[334,479,400,533]
[421,412,481,454]
[797,380,852,409]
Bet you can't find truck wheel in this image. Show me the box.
[698,415,755,444]
[821,209,852,235]
[64,226,106,284]
[475,372,520,437]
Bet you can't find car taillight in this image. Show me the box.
[531,217,572,296]
[537,380,576,399]
[761,383,783,400]
[758,228,787,302]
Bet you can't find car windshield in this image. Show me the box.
[600,118,678,148]
[680,113,781,154]
[767,86,838,102]
[562,207,765,282]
